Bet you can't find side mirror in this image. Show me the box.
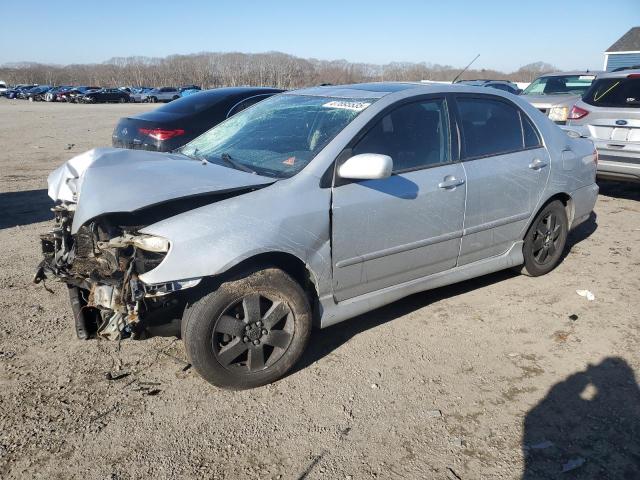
[338,153,393,180]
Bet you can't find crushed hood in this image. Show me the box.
[47,148,276,233]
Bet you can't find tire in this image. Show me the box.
[149,96,157,103]
[119,97,127,103]
[521,200,568,277]
[182,267,312,389]
[172,95,179,101]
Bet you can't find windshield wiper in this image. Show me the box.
[219,153,256,174]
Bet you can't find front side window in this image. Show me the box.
[180,94,375,178]
[522,75,595,96]
[352,99,451,171]
[583,77,640,108]
[457,97,525,158]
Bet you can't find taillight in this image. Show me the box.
[593,149,598,166]
[568,105,589,120]
[138,128,185,141]
[627,74,640,79]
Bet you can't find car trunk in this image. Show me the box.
[112,111,194,152]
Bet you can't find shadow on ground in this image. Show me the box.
[295,212,598,375]
[0,189,52,229]
[522,357,640,479]
[598,180,640,201]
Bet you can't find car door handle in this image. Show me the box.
[528,159,548,170]
[438,176,465,189]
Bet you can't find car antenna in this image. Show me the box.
[452,54,481,83]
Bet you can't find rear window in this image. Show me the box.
[522,75,595,96]
[155,93,226,115]
[583,78,640,108]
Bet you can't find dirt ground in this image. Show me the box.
[0,101,639,480]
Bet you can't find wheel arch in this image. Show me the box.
[205,251,321,324]
[523,192,573,239]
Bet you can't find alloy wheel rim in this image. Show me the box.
[212,294,294,373]
[532,212,562,265]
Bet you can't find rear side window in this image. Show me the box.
[457,97,524,158]
[353,98,451,171]
[583,78,640,108]
[522,114,542,148]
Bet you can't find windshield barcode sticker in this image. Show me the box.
[323,101,371,111]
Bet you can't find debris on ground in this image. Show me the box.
[529,440,554,450]
[447,466,462,479]
[105,371,131,381]
[425,409,442,418]
[568,314,579,321]
[576,290,595,301]
[562,457,586,472]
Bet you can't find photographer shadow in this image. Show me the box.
[522,357,640,479]
[0,189,53,229]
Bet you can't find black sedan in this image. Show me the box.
[112,86,284,152]
[81,88,131,104]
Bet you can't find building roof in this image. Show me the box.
[606,27,640,53]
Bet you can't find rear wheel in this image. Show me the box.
[149,96,157,103]
[182,267,311,389]
[119,97,127,103]
[521,200,568,276]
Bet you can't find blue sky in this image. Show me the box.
[0,0,637,72]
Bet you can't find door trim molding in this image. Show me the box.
[463,212,531,236]
[335,229,464,268]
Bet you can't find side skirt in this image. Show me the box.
[318,241,524,328]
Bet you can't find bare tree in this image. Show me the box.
[0,52,557,88]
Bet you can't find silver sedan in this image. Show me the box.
[37,83,598,389]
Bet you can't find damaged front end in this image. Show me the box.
[34,204,198,340]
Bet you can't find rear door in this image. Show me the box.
[453,95,550,265]
[331,97,466,301]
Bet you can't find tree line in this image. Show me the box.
[0,51,557,88]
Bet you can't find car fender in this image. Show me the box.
[138,177,333,296]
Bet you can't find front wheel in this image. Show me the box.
[521,200,568,276]
[182,268,312,389]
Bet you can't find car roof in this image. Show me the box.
[288,82,425,99]
[595,69,640,79]
[538,71,604,77]
[192,86,285,99]
[457,79,515,84]
[287,81,527,99]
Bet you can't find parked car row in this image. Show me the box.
[0,84,202,103]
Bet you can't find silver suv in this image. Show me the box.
[141,87,180,103]
[521,71,601,124]
[566,69,640,182]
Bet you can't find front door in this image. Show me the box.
[453,95,551,265]
[331,98,467,301]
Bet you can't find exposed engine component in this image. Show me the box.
[34,203,177,340]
